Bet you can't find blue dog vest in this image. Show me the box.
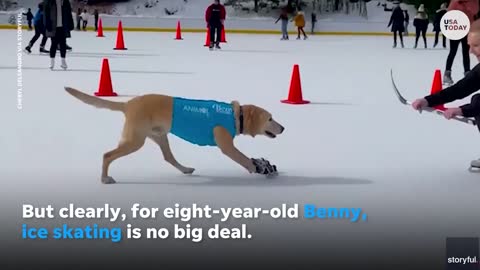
[170,97,237,146]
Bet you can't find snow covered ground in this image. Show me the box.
[2,29,480,268]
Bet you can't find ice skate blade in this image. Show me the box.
[468,166,480,172]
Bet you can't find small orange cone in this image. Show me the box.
[114,20,127,50]
[95,58,117,97]
[97,18,104,37]
[204,28,211,46]
[430,69,446,110]
[175,20,183,40]
[220,25,227,43]
[281,64,310,104]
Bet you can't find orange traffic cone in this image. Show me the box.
[281,64,310,104]
[95,58,117,97]
[175,20,183,40]
[204,28,211,46]
[97,18,104,37]
[430,69,446,110]
[114,20,127,50]
[220,25,227,43]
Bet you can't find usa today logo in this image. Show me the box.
[441,10,470,40]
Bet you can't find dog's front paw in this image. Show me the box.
[182,167,195,174]
[251,158,277,175]
[101,176,116,184]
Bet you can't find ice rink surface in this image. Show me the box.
[1,29,480,268]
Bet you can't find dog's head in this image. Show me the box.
[233,102,285,138]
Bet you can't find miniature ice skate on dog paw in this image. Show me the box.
[252,158,278,177]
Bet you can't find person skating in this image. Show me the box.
[75,8,81,30]
[292,10,307,40]
[44,0,74,70]
[311,12,317,34]
[443,0,478,85]
[413,4,429,49]
[81,9,88,31]
[275,7,289,40]
[403,10,409,36]
[23,8,34,30]
[433,3,447,48]
[94,9,99,31]
[25,2,49,54]
[205,0,226,50]
[387,1,405,48]
[411,19,480,168]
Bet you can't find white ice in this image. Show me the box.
[1,29,479,263]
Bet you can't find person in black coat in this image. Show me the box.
[43,0,74,70]
[411,19,480,167]
[388,2,405,48]
[413,4,429,48]
[94,9,99,31]
[433,3,447,48]
[23,8,34,30]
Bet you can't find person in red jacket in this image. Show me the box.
[205,0,226,50]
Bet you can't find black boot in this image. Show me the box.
[25,45,32,53]
[39,46,49,53]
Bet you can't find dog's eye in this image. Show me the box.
[269,117,272,121]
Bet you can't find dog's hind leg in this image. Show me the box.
[149,134,195,174]
[213,126,257,173]
[102,132,146,184]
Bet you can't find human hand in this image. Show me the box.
[443,107,463,119]
[411,98,428,111]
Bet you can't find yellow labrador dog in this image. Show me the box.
[64,87,285,184]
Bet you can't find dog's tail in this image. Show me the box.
[64,87,125,112]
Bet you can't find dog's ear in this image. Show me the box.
[242,105,261,137]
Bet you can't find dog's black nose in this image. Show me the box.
[280,126,285,133]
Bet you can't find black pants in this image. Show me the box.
[50,27,67,58]
[95,18,98,30]
[82,21,87,30]
[393,30,403,45]
[434,31,446,47]
[446,36,470,72]
[28,27,47,48]
[209,24,222,45]
[415,28,426,47]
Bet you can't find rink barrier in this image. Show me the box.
[0,24,438,36]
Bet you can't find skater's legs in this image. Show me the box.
[28,27,41,46]
[461,36,471,72]
[446,39,460,70]
[216,25,221,44]
[434,31,439,45]
[57,30,67,58]
[209,25,216,44]
[50,36,58,58]
[422,29,427,47]
[415,28,420,46]
[300,27,307,38]
[40,34,48,47]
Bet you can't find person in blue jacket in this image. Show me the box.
[25,2,49,54]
